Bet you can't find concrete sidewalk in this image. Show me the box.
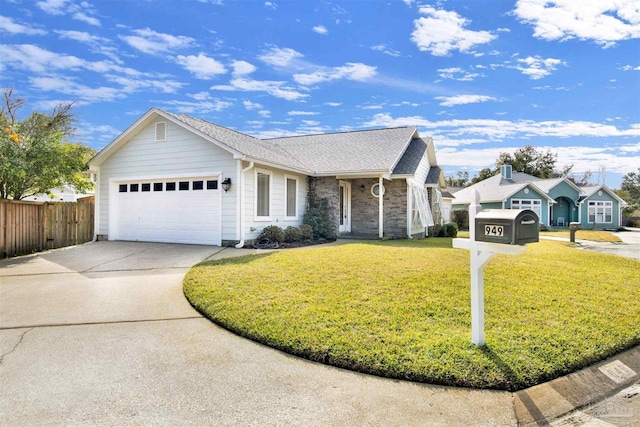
[1,241,638,426]
[540,227,640,260]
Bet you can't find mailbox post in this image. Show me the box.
[453,190,539,346]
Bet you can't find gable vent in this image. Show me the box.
[155,122,167,141]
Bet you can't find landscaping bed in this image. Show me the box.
[540,229,622,242]
[184,239,640,391]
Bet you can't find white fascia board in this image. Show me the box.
[333,171,392,180]
[244,157,310,176]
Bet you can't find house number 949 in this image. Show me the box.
[484,225,504,237]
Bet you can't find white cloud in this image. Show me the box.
[258,110,271,118]
[313,25,328,34]
[259,47,304,68]
[293,63,377,85]
[437,67,482,81]
[622,65,640,71]
[0,44,85,72]
[287,111,318,116]
[371,44,402,57]
[36,0,71,15]
[325,102,342,107]
[54,30,121,62]
[120,28,195,55]
[359,105,384,110]
[36,0,101,26]
[364,113,640,140]
[231,60,256,75]
[411,6,496,56]
[403,0,414,5]
[175,53,227,79]
[513,55,566,79]
[73,11,100,26]
[243,100,263,110]
[30,76,124,103]
[211,78,308,101]
[189,91,212,100]
[0,16,47,35]
[264,2,277,9]
[159,99,232,114]
[514,0,640,48]
[497,28,511,33]
[435,95,497,107]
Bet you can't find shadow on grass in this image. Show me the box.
[197,252,276,267]
[480,345,520,391]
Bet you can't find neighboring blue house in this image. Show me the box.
[452,164,627,229]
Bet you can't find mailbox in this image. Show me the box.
[475,209,539,245]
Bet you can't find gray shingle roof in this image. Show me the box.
[165,112,308,171]
[425,166,442,185]
[392,137,428,174]
[266,126,418,174]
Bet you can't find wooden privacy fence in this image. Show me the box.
[0,197,94,259]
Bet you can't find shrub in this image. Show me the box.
[443,222,458,237]
[298,224,314,241]
[284,226,302,243]
[303,199,336,240]
[452,210,469,230]
[258,225,285,244]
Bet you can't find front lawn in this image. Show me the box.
[540,229,622,242]
[184,239,639,391]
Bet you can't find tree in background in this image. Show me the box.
[615,168,640,215]
[495,145,558,178]
[0,88,95,200]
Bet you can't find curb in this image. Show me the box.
[514,345,640,426]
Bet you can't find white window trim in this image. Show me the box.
[254,168,272,221]
[155,122,167,142]
[284,174,299,220]
[588,200,612,224]
[511,198,542,221]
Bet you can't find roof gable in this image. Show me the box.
[392,137,428,175]
[579,185,627,204]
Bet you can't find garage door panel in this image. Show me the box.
[114,176,221,245]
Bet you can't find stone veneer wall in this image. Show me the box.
[351,178,408,238]
[308,176,341,234]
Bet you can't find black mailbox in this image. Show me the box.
[475,209,539,245]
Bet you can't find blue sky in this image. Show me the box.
[1,0,639,188]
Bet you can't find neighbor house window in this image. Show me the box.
[255,170,271,219]
[285,176,298,218]
[588,201,612,223]
[511,199,542,221]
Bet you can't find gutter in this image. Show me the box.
[235,161,254,249]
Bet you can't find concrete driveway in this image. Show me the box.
[1,242,514,426]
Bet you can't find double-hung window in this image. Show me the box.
[285,175,298,219]
[588,201,612,223]
[255,169,271,219]
[511,199,542,221]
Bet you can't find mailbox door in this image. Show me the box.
[514,211,539,244]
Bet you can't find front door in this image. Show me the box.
[339,181,351,233]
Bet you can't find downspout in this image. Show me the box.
[235,161,254,249]
[91,166,100,242]
[406,179,412,239]
[378,175,384,239]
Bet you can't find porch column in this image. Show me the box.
[379,176,384,238]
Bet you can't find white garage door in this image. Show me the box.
[114,177,222,245]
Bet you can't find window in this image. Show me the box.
[153,183,163,191]
[371,183,385,197]
[130,183,139,192]
[256,170,271,218]
[193,180,204,190]
[141,183,151,192]
[285,176,297,218]
[155,122,166,141]
[166,182,176,191]
[588,201,612,223]
[207,180,218,190]
[119,184,127,193]
[511,199,541,221]
[179,181,189,191]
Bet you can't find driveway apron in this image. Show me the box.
[1,241,514,426]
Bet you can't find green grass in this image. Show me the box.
[183,239,640,391]
[540,229,622,242]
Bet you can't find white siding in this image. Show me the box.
[242,164,308,240]
[98,119,238,241]
[412,153,431,187]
